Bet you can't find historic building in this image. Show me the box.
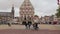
[20,0,34,24]
[0,5,14,23]
[40,16,54,24]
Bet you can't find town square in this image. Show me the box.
[0,0,60,34]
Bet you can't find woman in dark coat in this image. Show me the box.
[22,20,28,29]
[28,21,32,29]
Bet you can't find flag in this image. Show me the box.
[57,0,60,5]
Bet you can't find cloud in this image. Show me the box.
[31,0,58,17]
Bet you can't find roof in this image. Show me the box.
[0,12,11,17]
[20,0,34,9]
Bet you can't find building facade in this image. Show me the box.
[40,16,54,24]
[20,0,34,24]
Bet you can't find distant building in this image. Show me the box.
[40,17,46,24]
[12,17,19,23]
[0,5,14,23]
[14,17,19,22]
[40,16,54,24]
[44,16,50,23]
[53,15,58,21]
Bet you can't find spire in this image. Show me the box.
[11,4,14,19]
[20,0,34,9]
[12,4,14,11]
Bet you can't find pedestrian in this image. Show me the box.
[49,21,51,24]
[33,18,39,30]
[8,23,11,27]
[22,20,28,29]
[28,20,32,29]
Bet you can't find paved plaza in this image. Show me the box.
[0,24,60,34]
[0,24,60,30]
[0,29,60,34]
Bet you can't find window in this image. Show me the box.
[26,10,28,11]
[26,6,29,8]
[29,10,31,11]
[23,10,25,11]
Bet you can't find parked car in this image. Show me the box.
[53,21,57,24]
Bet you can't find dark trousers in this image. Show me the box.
[8,23,11,27]
[22,21,28,29]
[28,24,31,29]
[28,22,32,29]
[25,24,28,29]
[25,24,31,29]
[33,23,38,30]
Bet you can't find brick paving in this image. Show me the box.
[0,29,60,34]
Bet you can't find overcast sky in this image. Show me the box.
[0,0,58,17]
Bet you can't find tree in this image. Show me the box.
[56,7,60,18]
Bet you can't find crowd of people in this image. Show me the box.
[22,17,40,30]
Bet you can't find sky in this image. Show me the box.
[0,0,58,17]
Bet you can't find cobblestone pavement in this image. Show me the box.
[0,29,60,34]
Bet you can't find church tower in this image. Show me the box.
[20,0,34,21]
[11,5,14,19]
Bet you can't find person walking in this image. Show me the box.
[22,20,28,29]
[28,20,32,29]
[33,18,39,30]
[8,23,11,27]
